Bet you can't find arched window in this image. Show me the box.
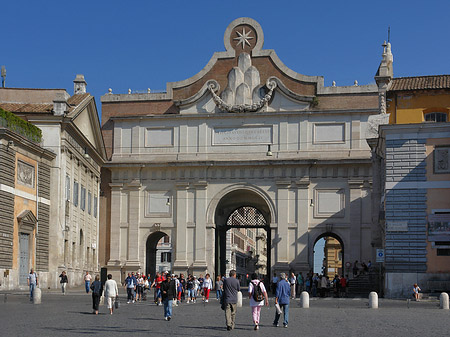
[424,112,448,122]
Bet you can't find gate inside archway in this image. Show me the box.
[214,189,271,285]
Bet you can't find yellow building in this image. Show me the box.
[324,237,342,279]
[387,75,450,124]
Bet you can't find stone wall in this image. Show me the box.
[384,139,427,274]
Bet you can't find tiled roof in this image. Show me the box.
[390,75,450,91]
[0,102,53,113]
[0,93,90,114]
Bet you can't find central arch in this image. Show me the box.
[145,231,169,278]
[213,188,272,283]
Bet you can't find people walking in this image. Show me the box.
[84,271,92,294]
[271,272,278,295]
[90,275,103,314]
[203,273,213,302]
[104,274,119,315]
[125,272,136,304]
[273,272,290,328]
[216,276,223,300]
[289,272,296,299]
[161,274,177,321]
[59,271,68,295]
[248,273,269,330]
[27,268,38,301]
[222,270,241,331]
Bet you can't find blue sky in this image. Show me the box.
[2,1,449,117]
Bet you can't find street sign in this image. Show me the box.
[376,249,385,262]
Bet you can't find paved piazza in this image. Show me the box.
[1,289,449,336]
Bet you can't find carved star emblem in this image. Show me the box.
[234,28,254,49]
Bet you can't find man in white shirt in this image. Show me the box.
[104,274,119,315]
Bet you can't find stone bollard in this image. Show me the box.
[440,292,449,310]
[368,291,378,309]
[33,287,42,304]
[300,291,309,308]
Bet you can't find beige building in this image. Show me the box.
[100,18,385,283]
[0,76,106,289]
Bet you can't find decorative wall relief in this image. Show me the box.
[17,160,35,188]
[435,147,450,173]
[208,52,277,113]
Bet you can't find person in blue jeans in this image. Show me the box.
[161,274,177,321]
[84,271,92,294]
[273,272,290,328]
[27,268,38,301]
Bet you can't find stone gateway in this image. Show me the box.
[100,18,383,283]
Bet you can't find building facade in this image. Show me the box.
[0,76,106,289]
[0,109,55,290]
[369,74,450,297]
[100,18,384,283]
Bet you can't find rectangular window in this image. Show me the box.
[93,196,98,218]
[161,252,171,263]
[88,191,92,215]
[80,186,86,211]
[65,175,71,201]
[73,181,79,207]
[437,249,450,256]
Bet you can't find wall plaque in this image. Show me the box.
[386,221,408,232]
[213,126,272,145]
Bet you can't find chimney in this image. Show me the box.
[73,74,87,95]
[53,92,69,116]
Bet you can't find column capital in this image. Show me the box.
[294,178,310,189]
[193,181,208,189]
[109,183,124,190]
[276,180,291,188]
[176,182,190,189]
[348,179,364,189]
[125,180,141,190]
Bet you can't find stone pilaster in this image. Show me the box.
[275,180,290,263]
[107,183,123,281]
[172,182,189,274]
[124,180,141,270]
[349,180,363,261]
[293,179,310,272]
[192,181,208,271]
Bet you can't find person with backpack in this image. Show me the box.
[248,273,269,330]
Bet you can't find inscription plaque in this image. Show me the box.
[213,126,272,145]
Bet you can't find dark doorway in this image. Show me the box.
[146,231,169,278]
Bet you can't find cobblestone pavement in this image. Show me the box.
[1,290,450,337]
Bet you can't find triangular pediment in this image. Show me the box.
[70,96,107,161]
[17,210,37,224]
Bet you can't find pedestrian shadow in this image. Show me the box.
[130,317,161,321]
[179,325,252,331]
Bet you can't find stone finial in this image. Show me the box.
[332,81,336,87]
[128,89,131,94]
[73,74,87,95]
[354,80,358,86]
[147,88,151,93]
[108,88,112,94]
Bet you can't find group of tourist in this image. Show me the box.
[272,271,349,298]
